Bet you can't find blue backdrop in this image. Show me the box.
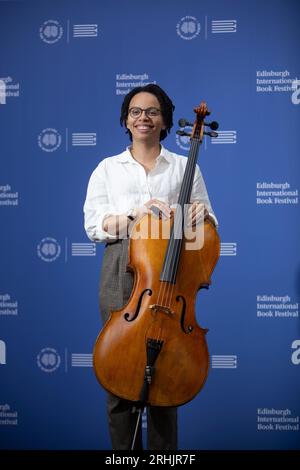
[0,0,299,450]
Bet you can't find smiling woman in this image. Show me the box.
[83,84,217,450]
[120,84,174,143]
[125,92,166,144]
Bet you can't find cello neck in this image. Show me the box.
[159,138,201,284]
[160,102,211,284]
[177,138,201,209]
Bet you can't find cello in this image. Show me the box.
[93,102,220,408]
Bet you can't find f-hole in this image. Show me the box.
[176,295,193,334]
[124,288,152,322]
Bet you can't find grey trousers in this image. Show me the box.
[99,239,177,450]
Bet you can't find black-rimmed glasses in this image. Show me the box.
[128,107,161,118]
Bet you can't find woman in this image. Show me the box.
[84,84,217,450]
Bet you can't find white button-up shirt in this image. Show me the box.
[84,146,217,242]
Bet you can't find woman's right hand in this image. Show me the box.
[103,199,171,237]
[137,198,171,219]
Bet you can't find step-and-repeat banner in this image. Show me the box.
[1,0,299,450]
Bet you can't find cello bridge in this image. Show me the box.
[149,304,175,316]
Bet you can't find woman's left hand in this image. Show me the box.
[188,202,209,227]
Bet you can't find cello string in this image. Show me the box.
[168,128,203,308]
[160,138,198,309]
[165,139,199,308]
[156,120,203,311]
[163,137,199,309]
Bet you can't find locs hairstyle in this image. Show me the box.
[120,84,175,141]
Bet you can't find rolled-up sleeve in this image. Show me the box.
[83,161,118,242]
[191,164,219,228]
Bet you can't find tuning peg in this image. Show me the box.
[204,131,218,138]
[178,118,193,128]
[204,121,219,130]
[176,130,191,137]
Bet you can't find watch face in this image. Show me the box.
[127,209,135,220]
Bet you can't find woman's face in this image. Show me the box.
[126,92,166,144]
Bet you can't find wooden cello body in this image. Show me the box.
[93,102,220,407]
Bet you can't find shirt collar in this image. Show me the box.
[116,145,172,164]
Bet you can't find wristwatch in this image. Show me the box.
[126,208,137,221]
